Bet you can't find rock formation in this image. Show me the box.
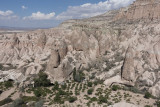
[115,0,160,21]
[122,46,135,82]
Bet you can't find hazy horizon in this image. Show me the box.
[0,0,135,28]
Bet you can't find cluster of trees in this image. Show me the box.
[33,72,51,87]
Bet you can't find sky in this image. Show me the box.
[0,0,135,28]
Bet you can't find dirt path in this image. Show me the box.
[0,87,16,100]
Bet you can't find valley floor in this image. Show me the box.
[0,79,158,107]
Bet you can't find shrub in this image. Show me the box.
[68,96,77,103]
[75,91,80,95]
[43,88,52,94]
[112,85,120,91]
[54,93,64,104]
[34,89,42,97]
[34,72,51,87]
[4,81,13,88]
[98,95,108,104]
[90,97,97,102]
[58,89,66,95]
[87,88,94,95]
[144,105,151,107]
[61,83,67,90]
[87,82,93,87]
[93,81,98,86]
[33,88,47,97]
[0,97,12,106]
[144,92,152,99]
[53,81,59,91]
[94,79,104,85]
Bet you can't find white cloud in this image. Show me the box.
[22,5,27,10]
[0,10,18,20]
[56,0,135,20]
[23,11,55,20]
[0,10,13,16]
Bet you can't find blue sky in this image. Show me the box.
[0,0,135,28]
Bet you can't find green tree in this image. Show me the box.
[34,72,51,87]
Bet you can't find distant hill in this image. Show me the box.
[0,26,50,31]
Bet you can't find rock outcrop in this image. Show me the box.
[122,47,135,82]
[47,50,60,69]
[149,80,160,97]
[115,0,160,21]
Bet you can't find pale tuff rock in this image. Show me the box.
[55,40,68,61]
[11,33,20,49]
[108,102,140,107]
[158,71,160,79]
[104,75,123,86]
[47,50,60,69]
[149,80,160,98]
[47,53,75,82]
[37,31,47,49]
[97,64,122,80]
[88,34,100,60]
[139,71,156,86]
[153,41,160,66]
[122,46,135,82]
[115,0,160,21]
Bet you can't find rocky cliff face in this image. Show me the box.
[115,0,160,21]
[1,0,160,98]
